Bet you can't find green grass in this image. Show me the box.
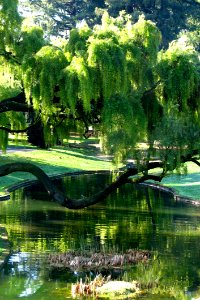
[0,144,112,194]
[161,162,200,200]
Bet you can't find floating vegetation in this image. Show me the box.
[48,249,150,271]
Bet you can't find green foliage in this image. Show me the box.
[88,37,126,100]
[87,13,127,100]
[65,25,92,61]
[119,16,160,91]
[60,56,96,113]
[105,0,200,47]
[0,84,20,101]
[0,6,199,170]
[23,45,68,116]
[155,110,200,173]
[0,82,25,153]
[0,129,8,153]
[101,93,146,164]
[0,84,26,152]
[178,29,200,52]
[19,0,106,37]
[17,21,45,56]
[19,0,200,50]
[58,12,162,146]
[0,0,21,51]
[158,39,200,113]
[131,15,161,62]
[59,65,79,112]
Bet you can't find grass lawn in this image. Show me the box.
[161,162,200,200]
[0,142,112,194]
[0,139,199,201]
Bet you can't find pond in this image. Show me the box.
[0,173,200,299]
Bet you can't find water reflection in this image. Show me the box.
[7,253,44,297]
[0,174,200,299]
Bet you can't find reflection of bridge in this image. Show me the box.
[0,225,10,270]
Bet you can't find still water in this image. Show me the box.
[0,173,200,299]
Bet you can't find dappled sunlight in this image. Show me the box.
[0,147,112,196]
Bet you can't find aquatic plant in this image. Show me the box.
[71,274,141,299]
[48,249,150,271]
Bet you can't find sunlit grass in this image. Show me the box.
[0,145,112,194]
[161,162,200,200]
[147,161,200,200]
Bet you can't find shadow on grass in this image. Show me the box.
[52,143,100,154]
[0,146,111,192]
[51,148,109,163]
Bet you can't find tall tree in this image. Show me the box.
[0,4,199,208]
[105,0,200,46]
[19,0,200,46]
[19,0,106,38]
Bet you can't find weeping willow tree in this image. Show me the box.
[0,0,21,53]
[154,38,200,173]
[0,4,199,208]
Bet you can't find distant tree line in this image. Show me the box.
[20,0,200,47]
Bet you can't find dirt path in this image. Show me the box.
[0,145,36,154]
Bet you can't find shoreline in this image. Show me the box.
[0,169,199,205]
[140,182,200,206]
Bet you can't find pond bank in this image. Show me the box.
[0,169,199,207]
[0,145,199,203]
[141,182,200,206]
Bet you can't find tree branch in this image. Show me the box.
[0,126,30,134]
[0,161,163,209]
[0,101,31,113]
[130,174,164,184]
[0,50,20,64]
[0,149,199,209]
[0,92,32,113]
[0,92,26,104]
[189,158,200,167]
[143,80,161,96]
